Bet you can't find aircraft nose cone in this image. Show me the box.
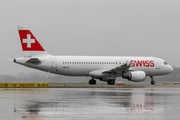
[169,66,173,73]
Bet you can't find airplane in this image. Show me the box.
[13,25,173,85]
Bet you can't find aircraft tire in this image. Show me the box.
[89,79,96,85]
[107,80,115,85]
[92,79,96,85]
[151,81,156,85]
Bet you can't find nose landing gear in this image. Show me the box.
[150,76,156,85]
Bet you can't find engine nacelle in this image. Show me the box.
[122,71,146,82]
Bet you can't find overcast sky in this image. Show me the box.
[0,0,179,75]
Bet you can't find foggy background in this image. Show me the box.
[0,0,179,83]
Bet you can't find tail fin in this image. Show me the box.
[18,25,49,57]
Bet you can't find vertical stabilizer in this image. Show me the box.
[17,25,49,57]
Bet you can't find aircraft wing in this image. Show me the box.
[103,61,134,74]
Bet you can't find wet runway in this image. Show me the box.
[0,88,180,120]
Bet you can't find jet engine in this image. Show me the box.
[122,71,146,82]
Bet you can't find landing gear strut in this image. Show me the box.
[89,78,96,85]
[107,79,115,85]
[150,76,156,85]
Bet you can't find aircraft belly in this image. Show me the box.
[68,65,105,76]
[69,67,90,76]
[132,67,154,76]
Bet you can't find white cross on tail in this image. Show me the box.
[23,34,35,48]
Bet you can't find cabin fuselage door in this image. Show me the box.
[51,57,57,69]
[155,59,160,69]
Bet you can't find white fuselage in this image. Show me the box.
[15,55,173,77]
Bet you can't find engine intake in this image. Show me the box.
[122,71,146,82]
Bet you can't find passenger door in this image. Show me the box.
[155,59,160,69]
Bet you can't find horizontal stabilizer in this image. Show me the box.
[26,58,41,64]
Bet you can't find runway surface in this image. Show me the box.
[0,88,180,120]
[49,82,180,88]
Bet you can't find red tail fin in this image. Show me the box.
[17,25,49,57]
[18,25,45,51]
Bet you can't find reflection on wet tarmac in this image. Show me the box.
[0,88,180,119]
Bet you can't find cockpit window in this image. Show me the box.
[164,62,168,65]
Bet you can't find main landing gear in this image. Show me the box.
[89,78,115,85]
[107,79,115,85]
[150,76,156,85]
[89,78,96,85]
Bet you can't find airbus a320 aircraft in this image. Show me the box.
[13,25,173,85]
